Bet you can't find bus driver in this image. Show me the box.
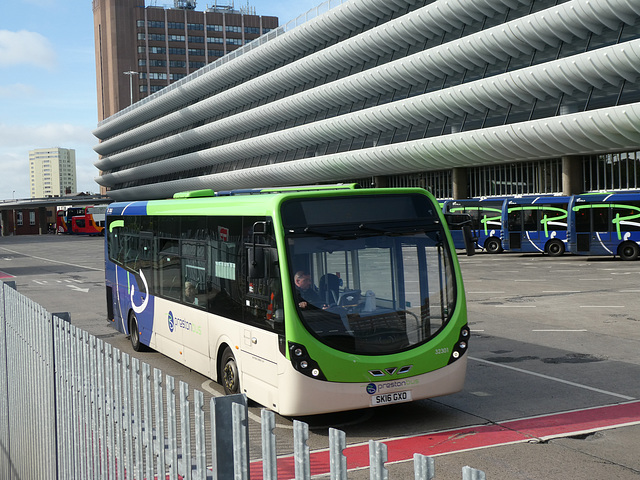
[294,271,323,309]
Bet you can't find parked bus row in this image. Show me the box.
[104,185,472,415]
[56,205,107,235]
[443,192,640,261]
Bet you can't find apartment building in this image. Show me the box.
[29,147,77,198]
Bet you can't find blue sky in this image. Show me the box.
[0,0,326,200]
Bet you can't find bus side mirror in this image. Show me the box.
[462,225,476,257]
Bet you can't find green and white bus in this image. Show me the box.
[105,185,470,415]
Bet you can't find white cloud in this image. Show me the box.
[0,30,57,70]
[0,122,95,149]
[0,83,37,98]
[0,122,100,199]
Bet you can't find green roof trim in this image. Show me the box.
[173,189,216,199]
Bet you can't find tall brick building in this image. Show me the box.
[93,0,278,121]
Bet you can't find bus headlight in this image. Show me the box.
[288,342,327,381]
[448,325,470,365]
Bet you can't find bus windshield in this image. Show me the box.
[287,229,456,355]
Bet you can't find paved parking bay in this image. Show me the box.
[1,235,639,478]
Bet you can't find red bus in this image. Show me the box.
[57,206,107,235]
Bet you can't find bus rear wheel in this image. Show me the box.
[221,347,240,395]
[129,313,145,352]
[546,239,565,257]
[619,242,640,261]
[484,237,503,254]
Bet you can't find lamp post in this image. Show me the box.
[123,71,139,106]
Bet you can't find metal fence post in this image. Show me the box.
[414,454,435,479]
[132,357,144,480]
[369,440,388,480]
[293,420,310,480]
[194,390,207,480]
[0,283,10,480]
[211,393,248,480]
[462,465,487,480]
[154,368,166,480]
[167,375,178,480]
[329,428,347,480]
[261,409,277,480]
[232,401,249,480]
[180,380,193,480]
[142,362,154,479]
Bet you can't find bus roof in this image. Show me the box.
[572,191,640,202]
[506,195,570,205]
[107,185,435,217]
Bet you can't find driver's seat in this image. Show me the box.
[319,274,340,305]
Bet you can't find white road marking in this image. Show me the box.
[495,305,536,308]
[580,305,624,308]
[467,291,505,294]
[470,357,634,400]
[0,246,102,271]
[67,285,90,293]
[532,329,587,332]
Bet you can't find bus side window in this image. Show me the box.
[508,209,521,231]
[593,207,609,232]
[575,207,591,232]
[107,217,125,265]
[206,217,244,322]
[243,218,283,333]
[613,205,640,233]
[182,241,206,308]
[523,209,537,231]
[158,239,181,300]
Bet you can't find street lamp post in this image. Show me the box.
[123,71,139,106]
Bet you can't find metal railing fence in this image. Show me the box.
[0,281,486,479]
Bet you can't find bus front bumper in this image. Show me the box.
[274,354,468,416]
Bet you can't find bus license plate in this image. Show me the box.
[371,390,412,406]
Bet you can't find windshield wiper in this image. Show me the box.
[358,224,392,235]
[302,227,343,238]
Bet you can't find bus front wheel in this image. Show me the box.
[484,237,503,254]
[546,239,565,257]
[129,313,145,352]
[619,242,640,261]
[221,347,240,395]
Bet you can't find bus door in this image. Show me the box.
[592,205,612,252]
[239,222,282,405]
[522,207,540,247]
[507,207,522,249]
[574,204,611,253]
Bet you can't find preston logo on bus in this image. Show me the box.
[366,383,377,394]
[168,311,175,332]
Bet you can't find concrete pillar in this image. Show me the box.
[452,167,469,199]
[562,156,583,196]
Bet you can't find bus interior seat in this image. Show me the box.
[319,274,340,305]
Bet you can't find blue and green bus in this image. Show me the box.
[568,192,640,261]
[442,198,506,253]
[104,185,470,415]
[502,196,570,256]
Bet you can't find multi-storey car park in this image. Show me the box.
[93,0,640,202]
